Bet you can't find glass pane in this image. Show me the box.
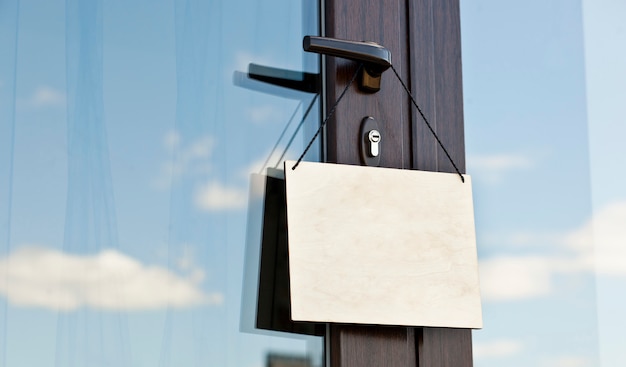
[461,0,625,366]
[0,0,322,366]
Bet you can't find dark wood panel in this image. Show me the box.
[417,328,473,367]
[410,0,466,173]
[432,0,466,174]
[409,0,438,171]
[324,0,472,365]
[323,0,415,363]
[330,325,415,367]
[324,0,411,169]
[409,0,473,364]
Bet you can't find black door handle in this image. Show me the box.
[247,64,319,94]
[303,36,392,92]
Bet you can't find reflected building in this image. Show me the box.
[266,353,312,367]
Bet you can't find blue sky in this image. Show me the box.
[1,0,625,366]
[462,0,626,366]
[1,0,321,366]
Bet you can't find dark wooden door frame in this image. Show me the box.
[322,0,473,366]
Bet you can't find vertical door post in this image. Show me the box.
[323,0,473,366]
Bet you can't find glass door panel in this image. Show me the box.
[461,1,626,366]
[0,0,322,366]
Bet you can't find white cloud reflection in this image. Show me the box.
[473,339,524,359]
[0,247,222,311]
[194,181,247,211]
[468,154,532,184]
[242,148,294,176]
[18,85,66,108]
[155,130,251,212]
[248,105,286,124]
[31,86,65,107]
[540,356,591,367]
[153,131,215,189]
[565,200,626,276]
[479,256,553,301]
[480,200,626,302]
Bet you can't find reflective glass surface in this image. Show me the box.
[461,1,626,366]
[0,0,322,366]
[5,0,625,366]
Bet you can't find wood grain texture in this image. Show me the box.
[417,328,474,367]
[431,0,466,174]
[324,0,411,169]
[410,0,473,364]
[324,0,472,364]
[331,325,416,367]
[285,161,481,328]
[409,0,466,173]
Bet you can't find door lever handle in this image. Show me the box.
[248,63,319,94]
[303,36,392,92]
[303,36,391,72]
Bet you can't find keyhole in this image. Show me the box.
[368,129,381,157]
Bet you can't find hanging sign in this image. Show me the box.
[284,161,482,329]
[241,170,322,336]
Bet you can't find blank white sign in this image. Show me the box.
[284,161,482,329]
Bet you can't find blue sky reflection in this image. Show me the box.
[0,0,321,366]
[1,0,624,366]
[462,0,626,366]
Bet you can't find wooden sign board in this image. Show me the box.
[284,161,482,329]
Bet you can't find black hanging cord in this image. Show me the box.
[390,65,465,183]
[256,94,320,174]
[274,94,319,168]
[292,61,464,183]
[258,100,303,174]
[292,63,363,170]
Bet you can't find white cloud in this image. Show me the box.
[32,86,65,106]
[541,356,591,367]
[175,245,206,284]
[481,231,563,249]
[564,200,626,276]
[470,154,531,170]
[176,245,194,271]
[0,247,222,311]
[480,200,626,302]
[248,105,286,124]
[18,86,66,108]
[163,129,181,150]
[242,148,294,176]
[194,181,247,211]
[473,339,524,359]
[479,256,553,301]
[154,131,253,212]
[154,131,214,189]
[468,154,532,183]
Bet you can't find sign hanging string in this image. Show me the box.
[292,63,363,170]
[389,65,464,183]
[293,62,464,184]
